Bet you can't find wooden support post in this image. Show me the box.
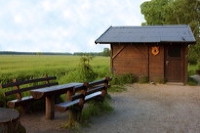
[45,96,55,120]
[66,90,73,101]
[13,79,22,100]
[103,77,109,96]
[45,74,50,86]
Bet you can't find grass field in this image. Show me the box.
[0,55,110,84]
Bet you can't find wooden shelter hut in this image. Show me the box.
[95,25,196,84]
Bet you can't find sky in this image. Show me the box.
[0,0,149,53]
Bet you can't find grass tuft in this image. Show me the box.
[81,96,113,126]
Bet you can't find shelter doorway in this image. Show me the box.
[165,45,184,82]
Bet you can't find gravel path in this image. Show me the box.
[21,84,200,133]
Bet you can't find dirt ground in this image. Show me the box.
[20,83,200,133]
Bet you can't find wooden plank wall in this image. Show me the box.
[183,46,188,84]
[111,43,188,83]
[112,44,148,78]
[149,45,165,82]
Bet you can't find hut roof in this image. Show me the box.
[95,25,196,44]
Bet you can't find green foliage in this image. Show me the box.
[81,96,113,125]
[109,74,137,92]
[78,56,97,82]
[59,56,98,83]
[111,74,137,85]
[141,0,199,30]
[141,0,169,25]
[108,85,127,93]
[73,48,110,57]
[138,76,149,83]
[0,91,6,107]
[188,59,200,75]
[102,48,110,56]
[188,43,200,64]
[188,77,198,86]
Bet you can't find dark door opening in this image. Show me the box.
[165,45,183,82]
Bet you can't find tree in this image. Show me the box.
[102,48,110,56]
[141,0,169,25]
[141,0,200,64]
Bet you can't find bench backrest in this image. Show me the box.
[88,77,111,89]
[71,77,111,98]
[0,76,58,99]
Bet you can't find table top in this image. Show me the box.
[30,82,82,99]
[0,108,19,123]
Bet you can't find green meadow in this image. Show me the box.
[0,55,110,84]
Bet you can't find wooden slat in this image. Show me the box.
[89,79,106,87]
[86,86,105,95]
[85,91,102,101]
[1,76,57,88]
[71,94,84,101]
[7,96,34,108]
[5,82,58,96]
[55,99,80,112]
[73,84,87,92]
[88,77,111,87]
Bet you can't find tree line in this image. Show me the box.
[0,48,111,57]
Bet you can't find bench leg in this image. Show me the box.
[45,96,55,120]
[63,106,83,128]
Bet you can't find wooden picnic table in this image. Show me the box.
[30,83,82,120]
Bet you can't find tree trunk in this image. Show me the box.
[0,108,26,133]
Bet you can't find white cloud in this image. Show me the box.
[0,0,148,53]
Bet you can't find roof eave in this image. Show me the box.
[95,41,196,44]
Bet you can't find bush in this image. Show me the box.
[111,74,137,85]
[81,95,113,125]
[138,76,149,83]
[188,77,198,86]
[188,43,200,65]
[108,85,126,93]
[0,92,6,107]
[59,56,98,83]
[109,74,137,92]
[78,56,97,82]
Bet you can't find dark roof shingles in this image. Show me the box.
[95,25,196,44]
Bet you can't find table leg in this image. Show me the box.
[45,96,55,120]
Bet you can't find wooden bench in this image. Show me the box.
[55,77,111,122]
[0,76,58,109]
[85,77,111,102]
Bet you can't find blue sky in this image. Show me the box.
[0,0,149,53]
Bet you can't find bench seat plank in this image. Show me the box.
[55,99,80,112]
[85,91,102,102]
[7,96,34,108]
